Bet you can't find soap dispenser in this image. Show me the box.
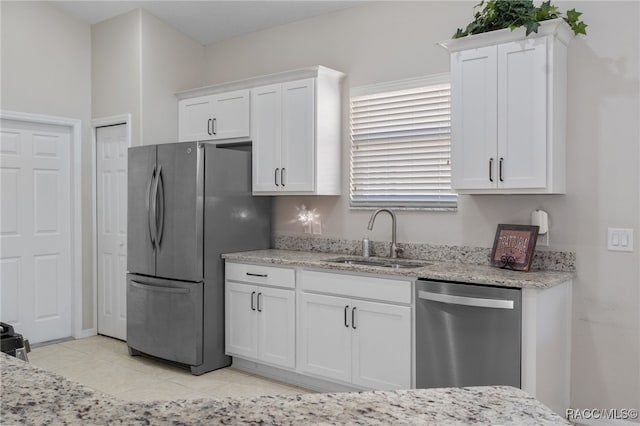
[362,234,370,257]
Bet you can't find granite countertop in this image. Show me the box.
[1,353,568,425]
[222,249,575,289]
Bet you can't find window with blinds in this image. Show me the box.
[350,74,457,210]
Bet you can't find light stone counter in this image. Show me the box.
[222,249,575,289]
[1,353,568,425]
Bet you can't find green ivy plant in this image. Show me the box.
[453,0,587,39]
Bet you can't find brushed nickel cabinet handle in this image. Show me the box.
[499,157,504,182]
[275,168,280,186]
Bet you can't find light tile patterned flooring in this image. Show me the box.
[29,335,312,402]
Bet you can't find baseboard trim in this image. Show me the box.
[77,328,97,339]
[231,358,360,393]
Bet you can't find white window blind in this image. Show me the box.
[350,75,457,210]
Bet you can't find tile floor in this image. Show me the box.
[29,335,312,402]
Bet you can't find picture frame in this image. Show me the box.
[490,224,539,271]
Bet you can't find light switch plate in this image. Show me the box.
[607,228,634,252]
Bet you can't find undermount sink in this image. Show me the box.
[325,257,429,269]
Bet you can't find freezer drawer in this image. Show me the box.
[127,274,203,366]
[415,280,521,389]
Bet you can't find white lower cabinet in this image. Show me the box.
[225,281,295,369]
[351,299,411,389]
[299,292,411,390]
[225,263,412,391]
[298,293,352,382]
[226,282,258,359]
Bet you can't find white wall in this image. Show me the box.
[1,1,93,328]
[92,10,142,146]
[203,1,640,413]
[140,11,204,145]
[92,10,204,148]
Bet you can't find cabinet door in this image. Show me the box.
[451,46,498,190]
[257,287,295,368]
[178,95,214,142]
[210,89,250,140]
[351,300,411,390]
[497,39,547,189]
[251,84,282,193]
[298,292,351,383]
[225,282,257,359]
[281,79,315,192]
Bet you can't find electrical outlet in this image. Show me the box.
[607,228,634,252]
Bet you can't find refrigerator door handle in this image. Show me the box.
[150,165,161,250]
[156,167,165,247]
[147,166,157,248]
[131,280,189,294]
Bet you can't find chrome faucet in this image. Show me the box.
[367,208,403,259]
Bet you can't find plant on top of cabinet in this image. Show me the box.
[453,0,587,39]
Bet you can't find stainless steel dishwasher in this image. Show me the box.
[415,279,521,389]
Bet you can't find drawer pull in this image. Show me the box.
[246,272,268,278]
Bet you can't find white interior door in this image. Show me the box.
[96,124,127,340]
[0,119,72,343]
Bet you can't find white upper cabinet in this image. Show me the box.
[178,89,250,142]
[442,19,572,194]
[252,78,316,193]
[281,79,316,192]
[251,68,344,195]
[252,83,283,192]
[176,66,344,195]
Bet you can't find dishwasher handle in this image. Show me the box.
[418,290,514,310]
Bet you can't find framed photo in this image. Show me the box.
[490,224,539,271]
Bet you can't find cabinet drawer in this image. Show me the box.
[226,262,295,289]
[300,270,411,304]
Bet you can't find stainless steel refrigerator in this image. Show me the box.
[126,141,271,375]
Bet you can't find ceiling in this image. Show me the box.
[51,1,363,45]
